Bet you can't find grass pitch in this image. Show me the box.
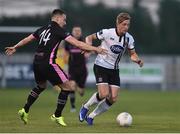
[0,88,180,133]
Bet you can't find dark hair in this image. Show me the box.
[51,9,65,17]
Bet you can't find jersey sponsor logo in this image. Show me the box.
[110,45,124,54]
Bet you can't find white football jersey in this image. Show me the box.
[95,28,135,69]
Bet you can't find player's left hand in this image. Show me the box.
[5,46,16,56]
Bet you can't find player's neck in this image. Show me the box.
[115,28,124,36]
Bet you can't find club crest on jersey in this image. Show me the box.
[98,77,103,82]
[110,45,124,54]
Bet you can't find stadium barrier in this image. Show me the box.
[0,54,180,90]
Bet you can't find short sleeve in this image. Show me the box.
[128,35,135,50]
[32,27,43,39]
[96,29,109,40]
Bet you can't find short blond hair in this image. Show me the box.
[116,12,131,24]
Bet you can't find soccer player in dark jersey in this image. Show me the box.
[64,26,88,112]
[5,9,107,127]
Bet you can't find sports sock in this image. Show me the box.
[88,98,112,119]
[24,85,45,113]
[54,90,69,117]
[84,92,103,109]
[69,91,75,108]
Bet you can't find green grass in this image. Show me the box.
[0,88,180,133]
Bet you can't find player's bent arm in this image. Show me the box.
[83,33,97,55]
[65,36,107,54]
[5,34,36,56]
[85,33,97,45]
[129,49,144,67]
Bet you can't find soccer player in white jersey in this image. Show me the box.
[79,12,144,125]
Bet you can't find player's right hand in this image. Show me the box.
[5,46,16,56]
[138,60,144,67]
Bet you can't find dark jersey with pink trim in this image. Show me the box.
[64,37,86,67]
[33,21,70,64]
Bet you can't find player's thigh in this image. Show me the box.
[33,63,47,85]
[68,68,76,81]
[93,64,110,98]
[93,64,108,85]
[97,84,110,98]
[109,69,120,88]
[76,69,88,88]
[47,64,69,86]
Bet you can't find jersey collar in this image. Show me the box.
[115,28,125,37]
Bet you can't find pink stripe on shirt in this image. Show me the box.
[51,64,68,83]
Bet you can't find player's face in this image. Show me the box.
[72,27,82,39]
[57,14,67,28]
[117,20,130,35]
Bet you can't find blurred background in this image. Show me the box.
[0,0,180,90]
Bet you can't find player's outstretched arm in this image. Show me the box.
[129,49,144,67]
[5,34,36,56]
[85,33,97,45]
[65,36,107,55]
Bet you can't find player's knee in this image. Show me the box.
[109,96,118,103]
[107,94,118,103]
[38,86,46,90]
[68,82,76,91]
[38,82,47,89]
[69,80,76,90]
[60,81,75,91]
[99,92,108,99]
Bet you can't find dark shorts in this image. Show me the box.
[93,64,120,87]
[68,66,87,88]
[33,62,69,86]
